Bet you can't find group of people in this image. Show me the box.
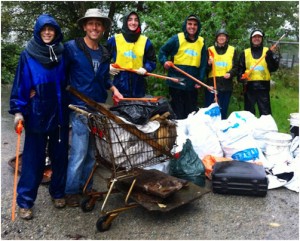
[9,9,279,220]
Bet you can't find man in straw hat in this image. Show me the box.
[64,8,123,207]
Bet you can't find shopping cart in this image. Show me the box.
[67,86,209,232]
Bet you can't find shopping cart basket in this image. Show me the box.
[67,86,210,232]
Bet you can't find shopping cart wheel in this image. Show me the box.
[96,215,111,232]
[81,197,95,212]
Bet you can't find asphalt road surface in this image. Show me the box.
[1,85,299,240]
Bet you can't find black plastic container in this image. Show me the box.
[212,161,268,197]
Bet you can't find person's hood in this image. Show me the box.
[33,14,63,45]
[182,14,201,42]
[250,29,264,49]
[121,11,141,42]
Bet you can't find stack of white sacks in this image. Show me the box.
[172,103,299,192]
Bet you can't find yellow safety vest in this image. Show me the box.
[115,33,147,69]
[245,47,270,81]
[174,32,203,67]
[208,46,234,78]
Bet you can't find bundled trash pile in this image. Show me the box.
[171,103,299,192]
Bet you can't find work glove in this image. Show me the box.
[14,113,24,131]
[164,61,172,70]
[109,64,120,76]
[136,67,147,75]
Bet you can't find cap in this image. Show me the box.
[77,8,111,30]
[251,30,263,37]
[187,15,198,21]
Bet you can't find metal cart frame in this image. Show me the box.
[67,86,209,232]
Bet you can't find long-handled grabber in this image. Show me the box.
[208,49,218,103]
[11,120,23,221]
[165,61,217,94]
[241,31,288,80]
[111,63,186,86]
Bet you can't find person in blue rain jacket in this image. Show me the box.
[9,14,69,220]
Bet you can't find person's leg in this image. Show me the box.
[48,126,69,199]
[65,112,90,195]
[204,89,215,108]
[17,131,47,209]
[244,90,257,115]
[169,87,185,120]
[80,134,96,192]
[183,89,198,118]
[218,91,232,119]
[257,90,272,116]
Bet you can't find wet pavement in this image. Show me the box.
[1,85,299,240]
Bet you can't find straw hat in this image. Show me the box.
[77,8,112,30]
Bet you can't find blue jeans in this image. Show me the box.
[205,89,232,120]
[65,112,95,195]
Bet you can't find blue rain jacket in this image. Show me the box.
[64,38,113,106]
[9,14,69,133]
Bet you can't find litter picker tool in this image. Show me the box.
[11,120,23,221]
[165,61,217,94]
[241,31,288,80]
[118,96,163,103]
[208,49,218,103]
[111,63,185,86]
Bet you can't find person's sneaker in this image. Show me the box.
[52,198,66,209]
[19,208,33,220]
[66,194,80,207]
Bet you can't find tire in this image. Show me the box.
[96,215,111,232]
[81,197,95,212]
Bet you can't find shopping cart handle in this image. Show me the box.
[68,104,93,118]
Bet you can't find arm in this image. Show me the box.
[199,42,208,80]
[106,36,117,62]
[237,51,247,83]
[9,52,32,115]
[228,48,239,78]
[143,39,156,73]
[158,35,179,66]
[265,49,280,72]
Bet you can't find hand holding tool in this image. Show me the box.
[136,67,147,75]
[109,64,121,76]
[14,113,24,131]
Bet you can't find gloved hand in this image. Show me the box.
[109,64,120,76]
[14,113,24,131]
[136,67,147,75]
[164,61,173,70]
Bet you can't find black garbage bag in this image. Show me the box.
[110,97,176,125]
[169,139,205,187]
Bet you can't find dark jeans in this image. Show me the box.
[169,87,198,120]
[205,89,232,119]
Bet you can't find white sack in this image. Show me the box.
[216,119,267,163]
[186,105,223,159]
